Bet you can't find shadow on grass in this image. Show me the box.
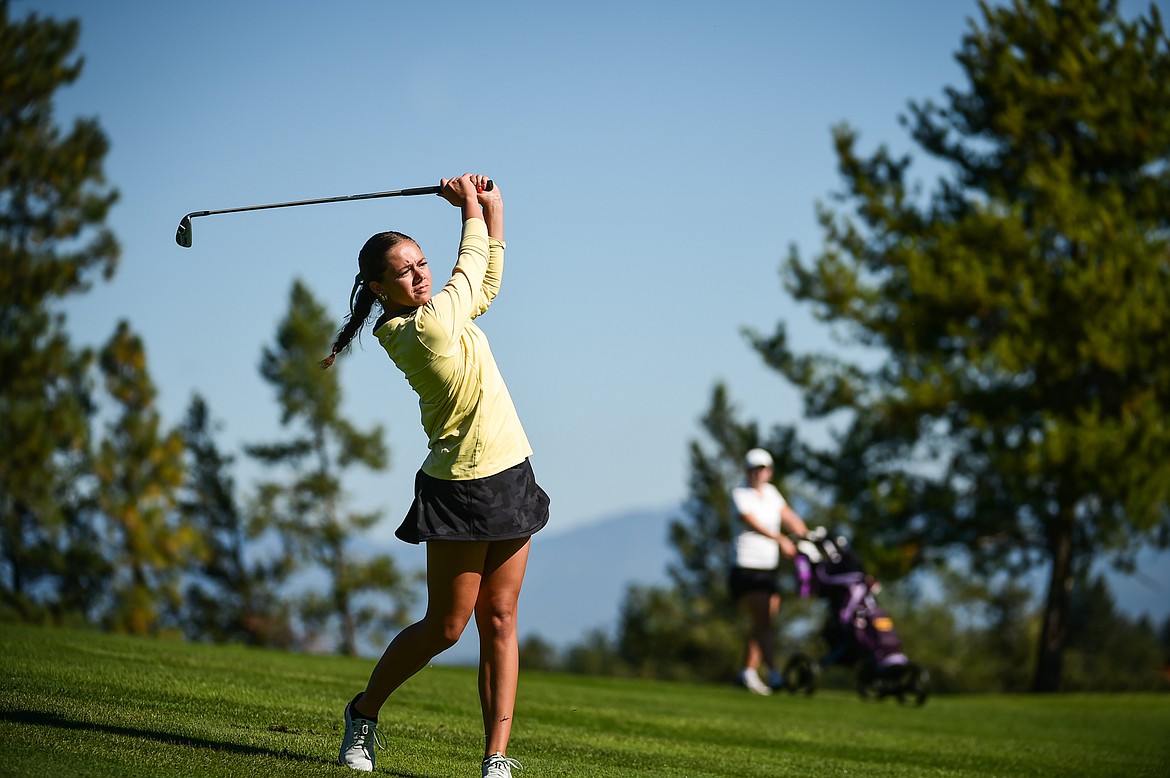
[0,708,431,777]
[2,707,326,763]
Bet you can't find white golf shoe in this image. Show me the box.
[338,694,383,771]
[482,753,523,777]
[740,667,773,696]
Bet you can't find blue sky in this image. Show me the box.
[26,0,1167,622]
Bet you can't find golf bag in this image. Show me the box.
[782,528,930,705]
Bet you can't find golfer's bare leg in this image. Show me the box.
[354,541,489,718]
[763,592,780,671]
[742,590,773,670]
[475,537,531,757]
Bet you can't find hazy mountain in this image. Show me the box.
[520,506,677,646]
[433,506,677,665]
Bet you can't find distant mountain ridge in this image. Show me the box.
[521,506,677,645]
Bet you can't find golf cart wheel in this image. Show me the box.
[783,653,817,696]
[856,663,877,701]
[904,663,931,706]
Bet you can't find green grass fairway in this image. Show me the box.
[2,624,1167,777]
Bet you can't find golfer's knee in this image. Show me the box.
[421,614,467,649]
[478,601,517,639]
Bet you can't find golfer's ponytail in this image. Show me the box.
[321,230,416,369]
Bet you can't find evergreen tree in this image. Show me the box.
[564,628,626,677]
[1158,616,1170,676]
[749,0,1170,690]
[0,3,119,620]
[179,394,292,648]
[1062,570,1168,690]
[248,280,415,655]
[92,322,193,635]
[518,634,560,672]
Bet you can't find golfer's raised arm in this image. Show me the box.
[479,183,504,315]
[480,179,503,242]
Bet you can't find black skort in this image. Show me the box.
[395,458,550,544]
[729,566,779,601]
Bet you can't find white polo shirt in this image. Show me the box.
[731,482,787,570]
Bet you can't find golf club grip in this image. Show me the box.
[440,179,495,193]
[392,180,495,197]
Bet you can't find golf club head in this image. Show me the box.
[176,215,193,248]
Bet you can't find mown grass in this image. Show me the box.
[1,623,1167,776]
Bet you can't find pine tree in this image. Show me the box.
[750,0,1170,691]
[179,394,293,648]
[92,322,193,635]
[668,384,760,606]
[248,280,415,655]
[0,3,119,619]
[1062,569,1167,690]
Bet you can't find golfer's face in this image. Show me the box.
[383,240,432,308]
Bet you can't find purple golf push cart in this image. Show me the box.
[782,528,931,705]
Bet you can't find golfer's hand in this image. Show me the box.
[439,174,479,207]
[778,535,797,559]
[477,176,502,238]
[476,176,501,209]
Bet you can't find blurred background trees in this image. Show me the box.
[2,0,1167,689]
[179,393,294,648]
[0,6,416,651]
[246,281,416,655]
[92,321,191,634]
[0,4,118,623]
[744,0,1170,691]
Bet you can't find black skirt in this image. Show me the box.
[395,458,550,544]
[729,566,779,601]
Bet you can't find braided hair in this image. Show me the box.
[320,230,416,369]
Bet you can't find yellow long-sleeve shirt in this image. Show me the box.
[375,217,532,480]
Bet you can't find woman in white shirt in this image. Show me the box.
[729,448,808,694]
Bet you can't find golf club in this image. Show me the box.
[175,180,493,248]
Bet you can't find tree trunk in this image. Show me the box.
[333,541,356,656]
[1033,518,1075,692]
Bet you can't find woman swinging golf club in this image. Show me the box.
[323,173,548,778]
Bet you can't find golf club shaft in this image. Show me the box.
[175,180,493,247]
[187,185,443,219]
